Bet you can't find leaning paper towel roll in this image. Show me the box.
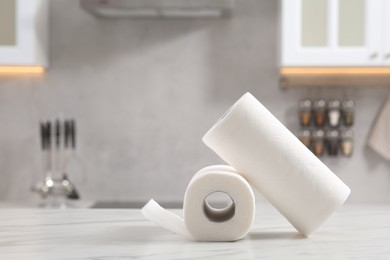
[142,165,255,241]
[203,93,351,236]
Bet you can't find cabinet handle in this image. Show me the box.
[370,53,378,59]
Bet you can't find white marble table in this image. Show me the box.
[0,204,389,259]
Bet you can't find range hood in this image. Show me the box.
[80,0,235,18]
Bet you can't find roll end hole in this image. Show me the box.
[203,191,235,223]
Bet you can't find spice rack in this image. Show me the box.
[297,99,354,157]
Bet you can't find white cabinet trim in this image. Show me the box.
[282,0,383,67]
[0,0,48,67]
[383,0,390,65]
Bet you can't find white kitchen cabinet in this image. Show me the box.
[281,0,386,67]
[383,0,390,66]
[0,0,48,69]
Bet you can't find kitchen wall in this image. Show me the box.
[0,0,390,204]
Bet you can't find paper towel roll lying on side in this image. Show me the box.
[142,165,255,241]
[203,92,351,236]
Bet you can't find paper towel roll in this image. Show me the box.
[203,93,351,236]
[141,165,255,241]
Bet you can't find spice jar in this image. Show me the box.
[298,129,311,149]
[342,100,355,127]
[327,100,341,128]
[340,130,353,157]
[312,130,325,157]
[326,130,339,156]
[298,99,312,127]
[313,100,326,127]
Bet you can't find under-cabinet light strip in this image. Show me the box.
[281,67,390,76]
[0,66,45,75]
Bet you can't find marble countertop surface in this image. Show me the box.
[0,204,389,259]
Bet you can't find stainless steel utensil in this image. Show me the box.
[63,119,80,200]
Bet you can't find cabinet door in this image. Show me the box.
[281,0,383,66]
[0,0,48,67]
[383,0,390,65]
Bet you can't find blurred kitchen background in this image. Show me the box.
[0,0,390,207]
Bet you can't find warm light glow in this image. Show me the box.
[281,67,390,76]
[0,66,45,75]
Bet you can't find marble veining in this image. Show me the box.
[0,204,389,259]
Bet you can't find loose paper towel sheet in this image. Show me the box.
[203,92,351,236]
[142,165,255,241]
